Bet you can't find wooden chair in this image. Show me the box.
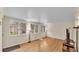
[63,29,75,52]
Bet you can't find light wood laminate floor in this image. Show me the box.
[13,37,64,52]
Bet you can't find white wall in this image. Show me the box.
[2,16,27,48]
[2,8,46,49]
[26,22,45,41]
[0,8,4,51]
[3,7,77,42]
[46,20,75,40]
[2,16,45,49]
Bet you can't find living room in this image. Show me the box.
[0,7,79,52]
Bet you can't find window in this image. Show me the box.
[30,23,45,34]
[31,24,35,33]
[43,26,45,32]
[20,23,26,34]
[9,22,18,36]
[35,24,38,33]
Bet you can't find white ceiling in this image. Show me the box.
[3,7,77,22]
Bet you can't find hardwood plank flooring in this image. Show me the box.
[13,37,64,52]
